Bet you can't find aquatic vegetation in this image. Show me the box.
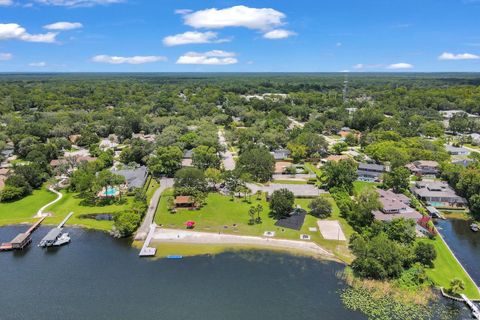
[341,286,462,320]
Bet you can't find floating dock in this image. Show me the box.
[461,294,480,319]
[139,224,156,257]
[0,216,46,252]
[39,212,73,248]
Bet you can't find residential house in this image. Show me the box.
[411,181,467,208]
[445,145,470,156]
[405,160,439,177]
[470,133,480,145]
[321,154,351,163]
[357,163,387,182]
[271,149,291,161]
[111,165,148,191]
[373,189,422,221]
[132,132,156,142]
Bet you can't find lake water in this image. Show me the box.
[0,226,365,320]
[436,218,480,284]
[0,225,473,320]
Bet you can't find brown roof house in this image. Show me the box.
[373,189,422,221]
[405,160,439,177]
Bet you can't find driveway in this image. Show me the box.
[135,177,173,240]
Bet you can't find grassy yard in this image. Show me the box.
[353,181,379,194]
[421,236,480,299]
[44,190,134,231]
[155,190,354,262]
[304,162,321,176]
[0,187,57,226]
[272,180,308,185]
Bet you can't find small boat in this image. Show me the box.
[166,255,183,259]
[470,224,479,232]
[53,233,71,246]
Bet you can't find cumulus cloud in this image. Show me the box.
[183,5,286,31]
[386,62,413,69]
[0,53,12,60]
[44,22,83,30]
[0,23,57,43]
[0,0,13,6]
[438,52,479,60]
[262,29,296,39]
[353,63,413,70]
[35,0,123,6]
[29,61,47,67]
[176,50,238,65]
[163,31,229,46]
[92,55,167,64]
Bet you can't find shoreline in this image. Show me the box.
[145,227,337,261]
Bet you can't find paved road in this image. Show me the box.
[246,183,326,197]
[135,177,173,240]
[218,129,235,171]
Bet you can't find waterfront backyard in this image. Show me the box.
[154,189,354,261]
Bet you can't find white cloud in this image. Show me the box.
[0,53,12,60]
[336,42,342,47]
[44,22,83,30]
[438,52,479,60]
[0,0,13,6]
[0,23,57,43]
[183,5,286,31]
[354,63,413,70]
[92,55,167,64]
[387,62,413,69]
[176,50,238,65]
[29,61,47,67]
[262,29,296,39]
[35,0,123,7]
[163,31,228,46]
[175,9,192,15]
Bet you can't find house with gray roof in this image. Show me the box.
[111,165,148,191]
[411,181,467,209]
[405,160,439,177]
[373,189,422,222]
[271,149,291,161]
[357,163,386,182]
[445,145,470,156]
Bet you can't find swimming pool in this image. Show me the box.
[99,186,119,197]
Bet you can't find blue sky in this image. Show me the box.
[1,0,480,72]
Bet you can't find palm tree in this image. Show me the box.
[256,204,263,223]
[248,206,256,225]
[449,278,465,296]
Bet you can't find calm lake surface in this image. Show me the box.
[436,218,480,284]
[0,226,366,320]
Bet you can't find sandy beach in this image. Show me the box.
[151,228,333,257]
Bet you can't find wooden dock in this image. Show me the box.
[0,216,46,252]
[461,294,480,319]
[139,224,156,257]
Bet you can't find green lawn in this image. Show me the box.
[272,180,308,185]
[421,236,480,299]
[44,190,134,231]
[304,162,321,176]
[155,190,354,262]
[353,181,379,194]
[0,187,57,226]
